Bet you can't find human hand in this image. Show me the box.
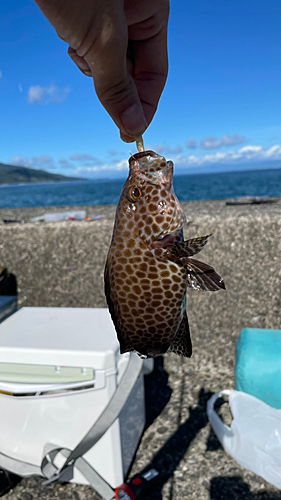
[34,0,169,143]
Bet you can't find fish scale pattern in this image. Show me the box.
[104,151,225,358]
[105,151,189,358]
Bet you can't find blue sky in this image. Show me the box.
[1,0,280,179]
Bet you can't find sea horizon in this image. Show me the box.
[0,166,280,210]
[1,164,281,188]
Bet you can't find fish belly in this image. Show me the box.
[105,246,188,358]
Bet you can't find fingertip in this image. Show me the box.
[120,103,147,138]
[120,131,135,143]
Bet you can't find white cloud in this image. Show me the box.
[69,154,101,166]
[265,145,281,158]
[187,138,197,149]
[10,155,56,170]
[27,84,71,105]
[174,144,281,168]
[166,146,183,154]
[32,155,56,170]
[28,86,44,103]
[18,83,23,93]
[0,70,2,79]
[9,144,281,179]
[115,159,128,171]
[10,155,128,177]
[200,134,246,150]
[59,158,75,169]
[9,156,31,168]
[155,145,183,155]
[238,146,262,154]
[70,154,94,161]
[75,158,128,176]
[73,144,281,177]
[70,154,102,166]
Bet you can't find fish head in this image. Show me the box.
[116,151,186,246]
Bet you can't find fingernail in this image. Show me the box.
[121,104,147,137]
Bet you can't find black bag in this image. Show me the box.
[0,268,19,493]
[0,267,17,296]
[0,469,21,497]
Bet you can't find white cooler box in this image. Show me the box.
[0,307,151,490]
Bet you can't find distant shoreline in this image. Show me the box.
[0,179,89,188]
[0,198,280,226]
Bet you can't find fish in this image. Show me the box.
[104,150,225,359]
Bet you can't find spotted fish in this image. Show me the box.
[104,150,225,359]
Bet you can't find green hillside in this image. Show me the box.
[0,162,86,185]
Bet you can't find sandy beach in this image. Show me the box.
[0,199,281,500]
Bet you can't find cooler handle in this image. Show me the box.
[0,370,105,395]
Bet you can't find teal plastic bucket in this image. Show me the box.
[236,328,281,409]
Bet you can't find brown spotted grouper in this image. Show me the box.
[104,150,225,359]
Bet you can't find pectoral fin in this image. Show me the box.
[169,311,192,357]
[169,234,213,258]
[184,257,226,291]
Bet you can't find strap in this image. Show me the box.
[0,451,115,500]
[42,449,115,499]
[66,353,142,464]
[41,353,143,497]
[0,353,142,500]
[75,457,115,500]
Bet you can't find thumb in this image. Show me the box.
[81,9,147,140]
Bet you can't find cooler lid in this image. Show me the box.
[0,308,120,370]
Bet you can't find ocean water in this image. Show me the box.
[0,167,280,209]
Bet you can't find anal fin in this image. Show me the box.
[169,311,192,358]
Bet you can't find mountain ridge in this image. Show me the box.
[0,162,86,185]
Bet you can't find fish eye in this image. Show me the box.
[128,186,142,202]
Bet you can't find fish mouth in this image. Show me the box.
[129,150,173,186]
[128,150,159,163]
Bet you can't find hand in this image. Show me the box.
[34,0,169,142]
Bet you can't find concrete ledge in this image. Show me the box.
[0,199,280,499]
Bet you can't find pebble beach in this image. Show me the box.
[0,199,281,500]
